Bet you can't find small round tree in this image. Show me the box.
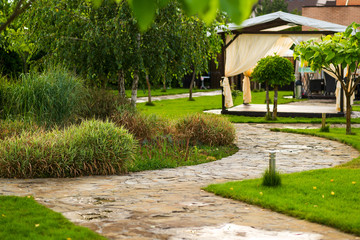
[252,55,295,120]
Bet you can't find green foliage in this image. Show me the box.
[320,124,330,132]
[91,0,258,31]
[262,169,281,187]
[81,88,130,121]
[254,0,288,16]
[0,196,106,240]
[205,168,360,236]
[294,23,360,134]
[0,66,87,126]
[0,119,137,178]
[111,107,170,142]
[252,55,295,87]
[175,113,235,146]
[0,119,41,140]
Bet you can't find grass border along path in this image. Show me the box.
[0,196,106,240]
[205,127,360,236]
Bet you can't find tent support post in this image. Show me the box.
[221,33,227,113]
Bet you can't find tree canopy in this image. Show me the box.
[294,23,360,134]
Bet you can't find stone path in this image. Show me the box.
[1,124,360,239]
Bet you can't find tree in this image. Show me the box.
[254,0,288,16]
[252,55,295,120]
[0,0,35,34]
[294,23,360,135]
[90,0,257,31]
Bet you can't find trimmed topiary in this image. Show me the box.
[0,120,137,178]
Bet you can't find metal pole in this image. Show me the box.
[269,151,276,175]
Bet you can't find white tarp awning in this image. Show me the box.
[218,11,347,33]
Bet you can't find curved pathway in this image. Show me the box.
[1,124,359,239]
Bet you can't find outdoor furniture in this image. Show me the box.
[324,73,336,95]
[309,79,324,94]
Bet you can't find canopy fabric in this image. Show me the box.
[218,11,347,33]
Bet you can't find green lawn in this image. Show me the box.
[110,88,216,98]
[137,91,300,119]
[137,91,360,124]
[0,196,106,240]
[205,127,360,236]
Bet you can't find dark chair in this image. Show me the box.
[309,79,324,93]
[324,72,336,96]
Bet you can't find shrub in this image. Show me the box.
[0,120,137,178]
[0,119,41,140]
[1,65,87,126]
[111,108,172,142]
[81,89,130,121]
[262,169,282,187]
[175,113,235,146]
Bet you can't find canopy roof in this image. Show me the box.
[218,11,347,34]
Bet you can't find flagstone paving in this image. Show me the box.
[1,124,360,239]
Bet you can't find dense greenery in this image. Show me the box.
[0,66,86,126]
[294,23,360,134]
[0,120,137,178]
[0,196,106,240]
[252,55,295,119]
[254,0,288,16]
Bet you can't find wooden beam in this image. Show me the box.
[224,33,240,49]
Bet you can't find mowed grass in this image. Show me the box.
[137,91,300,119]
[205,169,360,235]
[137,91,360,124]
[0,196,106,240]
[205,127,360,236]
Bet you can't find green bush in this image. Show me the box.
[0,120,137,178]
[0,66,87,126]
[0,119,41,140]
[262,169,282,187]
[175,113,235,146]
[111,108,171,142]
[81,88,130,120]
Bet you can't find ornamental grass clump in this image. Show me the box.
[262,169,282,187]
[175,113,235,146]
[0,119,136,178]
[0,119,42,140]
[1,65,87,126]
[111,108,172,142]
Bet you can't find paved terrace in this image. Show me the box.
[1,123,360,239]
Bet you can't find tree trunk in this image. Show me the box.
[145,73,152,104]
[189,69,196,101]
[272,85,278,120]
[163,74,166,92]
[118,70,126,98]
[266,82,270,119]
[345,94,352,135]
[131,70,139,108]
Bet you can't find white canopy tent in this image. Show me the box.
[219,11,348,112]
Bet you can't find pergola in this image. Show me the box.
[217,11,348,118]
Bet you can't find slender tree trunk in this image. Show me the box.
[189,69,196,101]
[118,70,126,98]
[272,85,278,120]
[345,94,352,135]
[131,33,141,108]
[163,74,166,92]
[131,70,139,108]
[145,73,152,104]
[266,82,270,119]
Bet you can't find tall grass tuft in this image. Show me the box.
[1,66,87,126]
[0,119,137,178]
[262,169,282,187]
[175,113,235,146]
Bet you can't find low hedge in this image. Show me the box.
[0,120,137,178]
